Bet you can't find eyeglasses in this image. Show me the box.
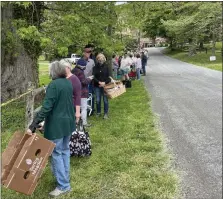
[84,51,92,53]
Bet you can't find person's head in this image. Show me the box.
[59,59,72,77]
[129,54,133,58]
[83,45,92,60]
[96,53,106,64]
[136,54,140,58]
[49,61,68,80]
[76,58,87,70]
[112,54,116,59]
[123,53,127,58]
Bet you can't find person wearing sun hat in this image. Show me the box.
[71,58,93,127]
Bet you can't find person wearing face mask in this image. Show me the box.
[92,53,111,119]
[71,59,93,127]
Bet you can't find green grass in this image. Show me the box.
[38,61,51,86]
[164,42,222,71]
[1,80,179,199]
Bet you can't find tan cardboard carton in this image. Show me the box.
[1,131,55,195]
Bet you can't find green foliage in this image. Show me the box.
[17,26,41,41]
[2,2,44,61]
[161,2,222,47]
[40,2,121,59]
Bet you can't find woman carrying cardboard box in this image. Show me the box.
[27,60,75,197]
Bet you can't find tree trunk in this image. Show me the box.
[137,30,141,50]
[211,30,216,56]
[1,3,39,103]
[107,24,113,77]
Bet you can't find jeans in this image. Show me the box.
[136,68,141,80]
[50,136,71,191]
[88,83,95,113]
[81,98,88,125]
[95,87,109,114]
[113,68,118,79]
[142,64,146,75]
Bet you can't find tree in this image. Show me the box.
[1,2,44,102]
[161,2,222,55]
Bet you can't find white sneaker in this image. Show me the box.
[49,187,70,197]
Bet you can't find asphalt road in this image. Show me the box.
[143,47,222,199]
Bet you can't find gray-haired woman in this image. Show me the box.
[27,61,75,197]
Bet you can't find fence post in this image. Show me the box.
[25,82,35,130]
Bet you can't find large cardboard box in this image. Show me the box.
[1,131,55,195]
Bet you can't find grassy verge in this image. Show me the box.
[1,80,178,199]
[38,61,51,86]
[164,42,222,72]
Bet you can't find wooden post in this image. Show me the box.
[25,82,34,129]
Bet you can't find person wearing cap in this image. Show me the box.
[27,61,75,197]
[83,45,96,116]
[71,59,93,127]
[92,53,111,119]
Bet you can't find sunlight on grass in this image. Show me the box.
[164,42,222,71]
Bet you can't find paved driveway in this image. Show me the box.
[143,47,222,199]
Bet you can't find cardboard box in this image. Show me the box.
[1,131,55,195]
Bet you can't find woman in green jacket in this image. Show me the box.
[27,60,75,197]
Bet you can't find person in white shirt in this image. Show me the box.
[120,53,132,80]
[135,54,142,80]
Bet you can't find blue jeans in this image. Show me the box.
[50,136,71,191]
[113,68,118,79]
[88,83,95,113]
[142,63,146,75]
[136,68,141,80]
[95,87,109,114]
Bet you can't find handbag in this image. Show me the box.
[122,80,132,88]
[69,119,92,157]
[104,76,126,99]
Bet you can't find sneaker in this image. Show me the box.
[103,114,109,119]
[49,187,70,197]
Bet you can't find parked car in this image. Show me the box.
[69,54,81,64]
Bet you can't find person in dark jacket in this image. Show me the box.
[71,59,93,127]
[141,51,148,76]
[27,61,75,197]
[93,53,111,119]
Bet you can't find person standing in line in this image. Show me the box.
[120,53,131,81]
[141,51,148,76]
[135,54,142,80]
[83,45,96,116]
[112,54,119,79]
[60,59,81,123]
[93,53,111,119]
[27,61,75,197]
[71,59,93,127]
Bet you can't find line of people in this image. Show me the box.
[112,50,148,81]
[26,45,112,197]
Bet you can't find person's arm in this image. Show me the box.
[72,76,81,121]
[105,65,112,84]
[75,106,81,122]
[93,65,100,83]
[78,70,91,86]
[29,81,57,133]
